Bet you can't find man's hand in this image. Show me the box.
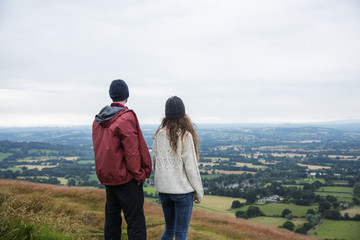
[194,198,201,204]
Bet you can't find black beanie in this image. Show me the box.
[165,96,185,119]
[109,79,129,101]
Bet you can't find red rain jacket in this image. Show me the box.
[92,108,152,185]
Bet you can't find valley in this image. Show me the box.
[0,123,360,239]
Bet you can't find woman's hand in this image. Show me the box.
[194,198,201,204]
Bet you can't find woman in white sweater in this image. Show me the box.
[153,96,203,240]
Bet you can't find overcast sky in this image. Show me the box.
[0,0,359,127]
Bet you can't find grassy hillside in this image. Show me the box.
[0,179,317,240]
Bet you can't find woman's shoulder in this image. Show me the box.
[154,128,167,139]
[156,128,167,134]
[182,131,194,142]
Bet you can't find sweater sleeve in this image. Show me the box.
[181,132,204,201]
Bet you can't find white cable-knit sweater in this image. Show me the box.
[153,129,204,201]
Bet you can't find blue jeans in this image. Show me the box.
[159,192,194,240]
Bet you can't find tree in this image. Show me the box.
[354,183,360,198]
[324,209,341,220]
[246,206,264,218]
[319,201,331,213]
[285,213,293,220]
[307,209,315,215]
[235,211,248,219]
[353,197,360,205]
[67,178,76,186]
[295,199,310,206]
[282,209,292,218]
[231,200,243,209]
[282,221,295,231]
[245,191,257,204]
[332,201,339,209]
[326,195,337,202]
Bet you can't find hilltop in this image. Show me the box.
[0,179,316,240]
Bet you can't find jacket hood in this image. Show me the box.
[95,105,124,127]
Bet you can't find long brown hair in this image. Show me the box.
[155,114,199,159]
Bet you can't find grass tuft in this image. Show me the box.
[0,179,317,240]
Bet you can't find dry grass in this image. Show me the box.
[64,157,80,160]
[15,165,56,170]
[0,179,105,239]
[270,153,306,158]
[0,179,317,240]
[297,163,331,170]
[341,207,360,218]
[200,170,257,175]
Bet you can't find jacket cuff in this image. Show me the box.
[133,170,146,184]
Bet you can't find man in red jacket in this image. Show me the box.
[92,79,152,240]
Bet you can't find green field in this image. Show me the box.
[316,186,354,193]
[233,203,318,217]
[28,149,59,154]
[310,220,360,240]
[144,187,159,203]
[23,156,53,160]
[235,162,267,169]
[143,189,247,217]
[144,187,157,195]
[333,180,349,186]
[315,186,354,202]
[78,160,94,164]
[0,167,23,172]
[88,173,99,182]
[202,157,230,161]
[0,152,12,160]
[282,185,303,189]
[250,216,307,230]
[200,174,222,180]
[315,192,353,202]
[296,178,326,184]
[195,195,246,217]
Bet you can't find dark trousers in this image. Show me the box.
[105,180,146,240]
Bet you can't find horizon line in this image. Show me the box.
[0,119,360,129]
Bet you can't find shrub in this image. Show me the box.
[235,210,248,219]
[324,209,341,220]
[325,195,337,203]
[353,196,360,205]
[282,221,294,231]
[246,206,264,218]
[295,199,310,206]
[295,222,313,234]
[231,200,243,209]
[306,209,315,215]
[282,209,292,218]
[353,183,360,198]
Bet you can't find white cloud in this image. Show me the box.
[0,0,359,126]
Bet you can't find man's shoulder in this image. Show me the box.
[115,108,137,123]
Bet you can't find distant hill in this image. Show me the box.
[0,179,316,240]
